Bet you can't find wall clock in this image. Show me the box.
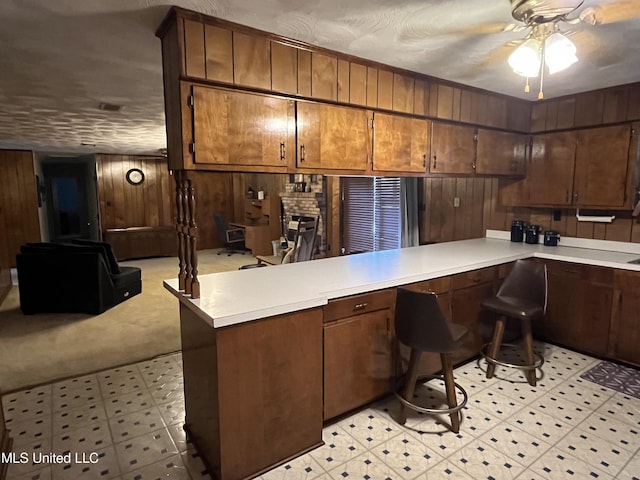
[126,168,145,185]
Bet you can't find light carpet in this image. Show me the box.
[0,249,254,393]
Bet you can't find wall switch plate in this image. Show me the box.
[453,197,460,208]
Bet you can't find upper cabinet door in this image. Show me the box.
[475,129,527,176]
[528,131,577,206]
[192,85,293,167]
[573,125,632,207]
[296,102,371,171]
[372,113,430,173]
[430,122,476,174]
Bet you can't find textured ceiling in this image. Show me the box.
[0,0,639,155]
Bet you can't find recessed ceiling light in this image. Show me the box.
[98,102,122,112]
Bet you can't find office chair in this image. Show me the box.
[213,214,247,256]
[247,217,318,267]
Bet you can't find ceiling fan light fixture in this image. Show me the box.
[544,32,578,73]
[508,38,542,77]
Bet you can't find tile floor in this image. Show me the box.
[2,342,639,479]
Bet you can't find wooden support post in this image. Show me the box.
[176,171,186,291]
[188,179,200,299]
[182,176,192,295]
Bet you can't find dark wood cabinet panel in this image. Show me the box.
[430,122,476,174]
[324,309,394,420]
[192,86,293,168]
[475,130,527,176]
[574,125,631,207]
[612,270,640,366]
[0,395,10,480]
[528,131,577,206]
[296,102,371,171]
[183,19,206,78]
[541,261,613,356]
[393,74,415,114]
[500,131,576,207]
[372,113,430,173]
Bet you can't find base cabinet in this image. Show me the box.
[451,273,496,362]
[0,394,11,480]
[180,305,323,480]
[323,290,395,420]
[539,261,613,356]
[612,270,640,366]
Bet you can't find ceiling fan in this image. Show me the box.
[505,0,640,98]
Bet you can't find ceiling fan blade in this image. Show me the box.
[397,21,515,42]
[570,29,625,68]
[580,0,640,25]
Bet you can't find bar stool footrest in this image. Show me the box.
[481,342,544,372]
[395,374,468,416]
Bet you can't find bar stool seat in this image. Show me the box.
[481,259,548,386]
[394,288,469,433]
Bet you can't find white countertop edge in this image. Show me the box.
[163,279,326,328]
[164,237,640,329]
[486,229,640,254]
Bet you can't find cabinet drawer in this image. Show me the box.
[324,289,396,323]
[402,276,451,294]
[452,266,497,290]
[546,261,613,285]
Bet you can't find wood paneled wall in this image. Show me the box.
[530,83,640,132]
[96,155,174,230]
[0,150,40,279]
[421,177,640,244]
[187,171,233,249]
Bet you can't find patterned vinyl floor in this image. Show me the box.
[2,342,639,479]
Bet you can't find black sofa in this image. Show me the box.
[16,240,142,315]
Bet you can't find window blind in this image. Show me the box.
[342,177,401,254]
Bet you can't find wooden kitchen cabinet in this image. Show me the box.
[0,394,10,480]
[450,266,498,363]
[500,130,576,207]
[540,260,613,356]
[296,101,371,172]
[372,113,430,173]
[323,290,396,420]
[191,85,294,168]
[611,270,640,366]
[475,129,527,176]
[429,122,476,174]
[500,125,634,208]
[573,124,632,207]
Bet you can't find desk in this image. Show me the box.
[229,222,273,256]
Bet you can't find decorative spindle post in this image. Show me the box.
[188,180,200,299]
[175,171,186,291]
[182,176,192,295]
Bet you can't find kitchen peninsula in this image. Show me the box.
[165,232,640,480]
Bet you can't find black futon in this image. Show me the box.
[16,240,142,315]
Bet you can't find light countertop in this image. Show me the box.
[164,231,640,329]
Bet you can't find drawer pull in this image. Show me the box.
[353,302,368,311]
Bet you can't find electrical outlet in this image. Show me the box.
[453,197,460,208]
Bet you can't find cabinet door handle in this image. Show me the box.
[574,191,579,202]
[565,190,569,203]
[423,154,426,168]
[280,142,285,160]
[432,155,437,169]
[353,302,368,311]
[300,144,305,163]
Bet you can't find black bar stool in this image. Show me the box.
[481,259,548,386]
[394,288,469,433]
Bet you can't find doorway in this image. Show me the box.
[41,155,100,242]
